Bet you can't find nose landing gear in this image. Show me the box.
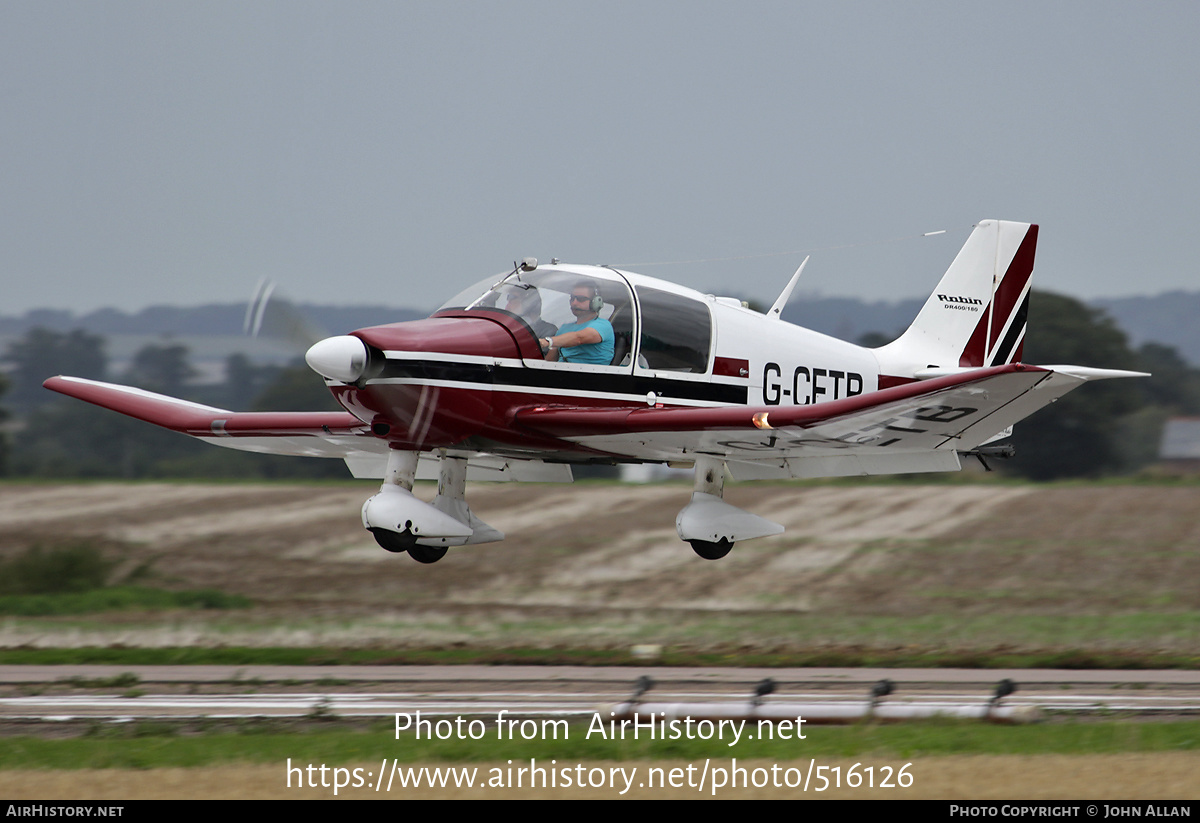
[362,451,503,564]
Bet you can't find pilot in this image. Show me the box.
[540,280,614,364]
[504,287,557,339]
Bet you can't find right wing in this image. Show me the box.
[514,363,1148,479]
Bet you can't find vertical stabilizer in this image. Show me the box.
[875,220,1037,376]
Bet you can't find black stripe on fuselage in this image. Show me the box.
[375,359,748,404]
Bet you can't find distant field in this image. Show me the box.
[0,481,1198,662]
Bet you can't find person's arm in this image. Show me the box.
[541,327,602,352]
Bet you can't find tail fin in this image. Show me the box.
[875,220,1037,376]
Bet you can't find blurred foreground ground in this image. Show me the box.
[1,481,1197,655]
[3,754,1198,799]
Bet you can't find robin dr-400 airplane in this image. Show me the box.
[45,220,1146,563]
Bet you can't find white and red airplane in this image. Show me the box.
[45,220,1145,563]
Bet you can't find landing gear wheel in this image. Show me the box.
[407,544,448,564]
[371,528,417,554]
[689,538,733,560]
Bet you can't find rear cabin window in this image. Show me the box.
[636,287,712,372]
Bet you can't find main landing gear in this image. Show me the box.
[361,450,503,564]
[369,529,448,564]
[688,538,733,560]
[370,528,416,553]
[676,456,783,560]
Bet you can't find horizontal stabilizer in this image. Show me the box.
[1036,365,1151,381]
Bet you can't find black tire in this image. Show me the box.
[408,544,449,564]
[371,528,417,554]
[689,538,733,560]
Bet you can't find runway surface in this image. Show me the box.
[2,666,1198,721]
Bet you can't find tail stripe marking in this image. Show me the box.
[988,290,1030,367]
[958,224,1038,367]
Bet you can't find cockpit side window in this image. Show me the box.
[636,287,712,373]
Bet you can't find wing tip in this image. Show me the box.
[1040,365,1151,381]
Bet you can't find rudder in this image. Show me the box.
[875,220,1037,375]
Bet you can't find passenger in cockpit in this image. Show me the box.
[505,287,557,339]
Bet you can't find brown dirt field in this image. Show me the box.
[2,754,1197,799]
[1,481,1198,652]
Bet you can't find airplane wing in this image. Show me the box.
[43,375,380,459]
[41,375,574,481]
[513,363,1148,480]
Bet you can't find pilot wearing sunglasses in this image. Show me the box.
[539,281,615,364]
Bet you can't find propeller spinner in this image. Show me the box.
[305,335,371,383]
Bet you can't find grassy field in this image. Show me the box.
[1,480,1198,660]
[2,719,1199,799]
[6,717,1200,769]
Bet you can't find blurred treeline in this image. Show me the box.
[0,331,346,479]
[0,290,1198,480]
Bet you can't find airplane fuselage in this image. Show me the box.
[320,263,887,461]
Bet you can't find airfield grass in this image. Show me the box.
[0,541,253,617]
[0,587,252,617]
[4,717,1200,771]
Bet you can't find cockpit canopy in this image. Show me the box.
[440,269,630,331]
[439,268,637,364]
[439,266,713,373]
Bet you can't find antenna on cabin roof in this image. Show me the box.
[766,255,809,320]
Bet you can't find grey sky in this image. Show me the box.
[3,1,1197,315]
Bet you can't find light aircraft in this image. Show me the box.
[45,220,1146,563]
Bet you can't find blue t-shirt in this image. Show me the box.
[558,318,614,365]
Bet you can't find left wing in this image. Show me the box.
[41,375,573,481]
[43,375,380,458]
[514,363,1146,479]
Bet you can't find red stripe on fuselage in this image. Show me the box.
[878,374,918,390]
[713,356,749,378]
